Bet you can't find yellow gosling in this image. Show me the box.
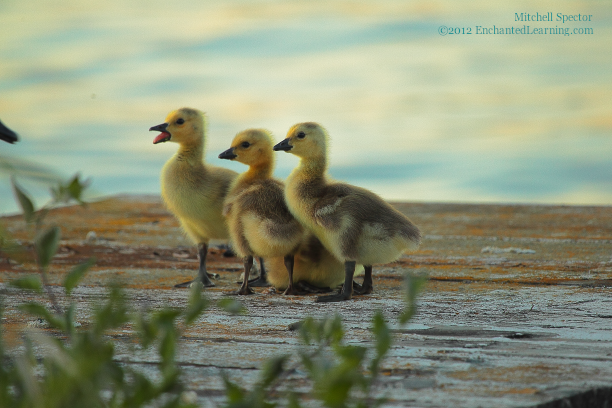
[265,232,362,292]
[219,129,304,295]
[150,107,237,288]
[273,122,421,302]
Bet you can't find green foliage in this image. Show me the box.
[9,275,42,293]
[1,173,206,408]
[1,168,428,408]
[217,298,247,315]
[2,282,208,408]
[35,226,60,269]
[221,273,426,408]
[50,174,90,205]
[63,258,96,295]
[399,273,428,325]
[12,177,35,224]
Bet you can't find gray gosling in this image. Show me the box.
[219,129,304,295]
[273,122,421,302]
[150,107,237,288]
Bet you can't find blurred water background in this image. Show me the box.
[1,0,611,214]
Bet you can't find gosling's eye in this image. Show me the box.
[297,131,306,139]
[176,118,185,125]
[241,141,250,148]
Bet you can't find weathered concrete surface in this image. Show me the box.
[1,195,611,407]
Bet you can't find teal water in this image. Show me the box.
[1,0,611,214]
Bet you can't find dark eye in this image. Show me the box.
[241,141,250,148]
[297,131,306,139]
[176,118,185,125]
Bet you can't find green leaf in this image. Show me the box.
[11,178,35,223]
[136,313,158,348]
[222,372,245,403]
[9,275,42,293]
[323,315,344,346]
[67,174,89,203]
[50,173,90,205]
[399,273,427,325]
[63,257,95,295]
[372,310,392,358]
[18,303,66,330]
[287,393,303,408]
[336,345,367,369]
[184,282,208,325]
[36,226,60,269]
[218,298,247,315]
[259,355,288,388]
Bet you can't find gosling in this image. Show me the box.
[273,122,421,302]
[265,232,362,293]
[219,129,304,295]
[0,119,18,144]
[150,107,237,288]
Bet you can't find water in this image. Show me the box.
[1,0,611,214]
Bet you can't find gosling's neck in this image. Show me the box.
[175,141,204,166]
[296,154,327,181]
[241,160,274,183]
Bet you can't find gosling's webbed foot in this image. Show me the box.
[296,281,332,294]
[315,290,352,303]
[248,275,270,287]
[283,282,331,296]
[352,280,373,295]
[174,280,194,288]
[315,260,356,302]
[283,285,301,296]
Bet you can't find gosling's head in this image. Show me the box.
[273,122,328,160]
[149,108,204,145]
[218,129,275,168]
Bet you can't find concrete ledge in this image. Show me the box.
[1,195,611,407]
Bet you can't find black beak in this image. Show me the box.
[273,138,293,152]
[218,147,237,160]
[150,123,171,144]
[0,119,18,144]
[149,123,168,132]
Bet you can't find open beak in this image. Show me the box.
[149,123,171,144]
[273,138,293,152]
[0,120,18,144]
[218,147,237,160]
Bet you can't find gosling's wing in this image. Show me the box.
[312,184,353,230]
[0,120,18,144]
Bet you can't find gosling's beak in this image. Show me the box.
[0,120,18,144]
[218,147,237,160]
[273,138,293,152]
[150,123,171,144]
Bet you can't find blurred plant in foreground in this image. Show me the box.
[1,168,427,408]
[1,175,208,408]
[222,273,427,408]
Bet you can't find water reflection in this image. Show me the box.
[1,0,611,214]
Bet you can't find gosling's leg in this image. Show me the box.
[248,257,270,287]
[175,243,215,288]
[315,261,355,302]
[235,255,254,295]
[283,254,300,295]
[353,265,373,295]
